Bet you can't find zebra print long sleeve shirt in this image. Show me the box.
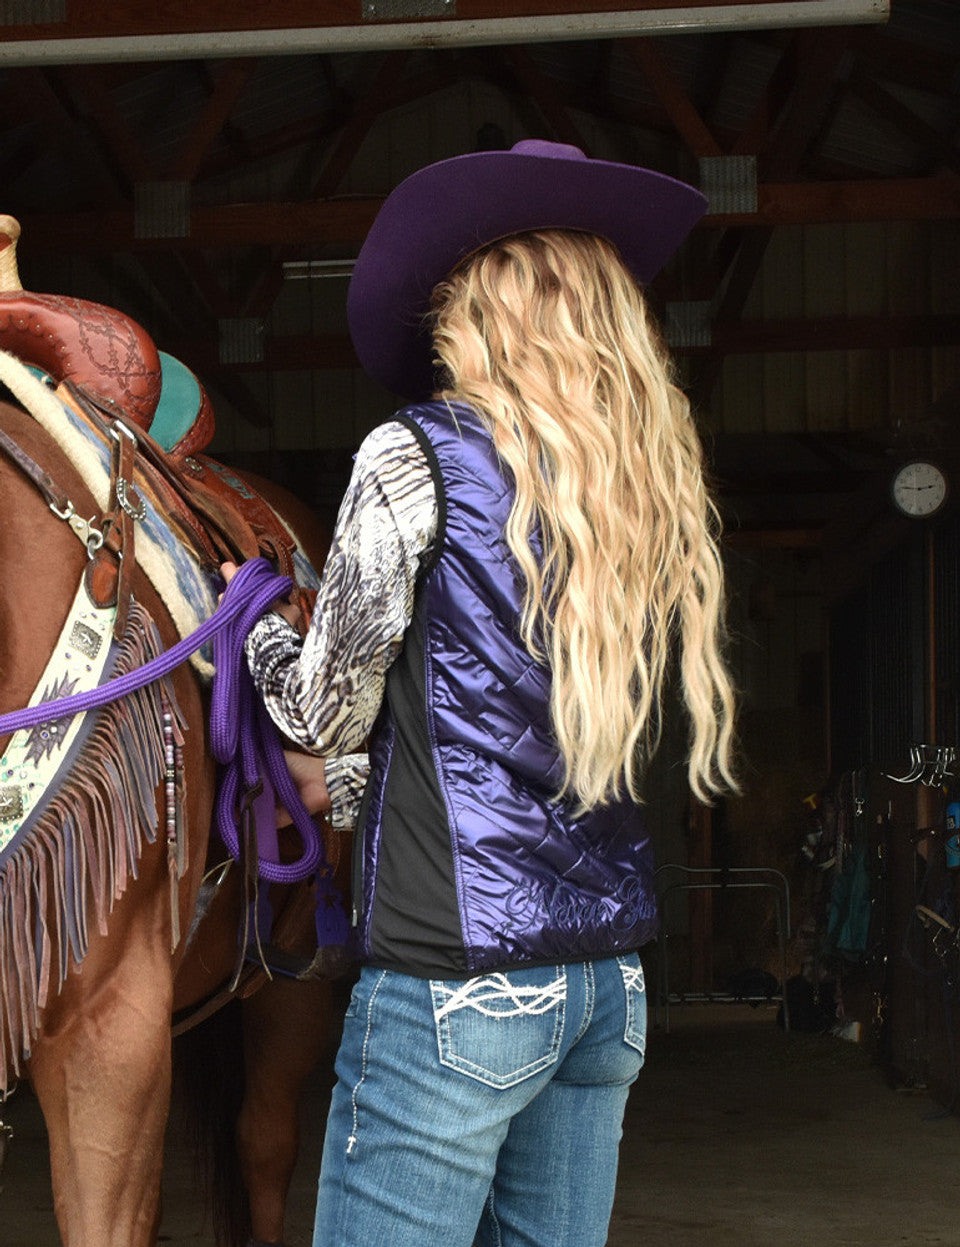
[244,420,437,830]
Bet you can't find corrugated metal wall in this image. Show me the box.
[713,219,960,437]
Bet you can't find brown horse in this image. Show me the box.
[0,373,345,1243]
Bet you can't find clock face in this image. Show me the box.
[892,461,948,518]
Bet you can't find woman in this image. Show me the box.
[228,139,737,1247]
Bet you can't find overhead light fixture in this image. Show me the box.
[282,260,356,280]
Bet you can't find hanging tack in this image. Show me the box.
[0,216,22,293]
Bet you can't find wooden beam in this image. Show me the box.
[16,200,383,253]
[195,109,349,183]
[500,46,590,151]
[848,71,960,178]
[724,527,825,549]
[160,313,960,373]
[7,68,128,206]
[710,313,960,355]
[167,58,259,182]
[628,37,723,159]
[166,333,356,371]
[719,31,854,288]
[0,0,881,41]
[701,32,853,405]
[61,64,154,187]
[242,49,413,317]
[718,174,960,225]
[14,175,957,259]
[309,50,411,200]
[762,29,853,179]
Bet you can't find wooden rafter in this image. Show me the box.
[700,29,858,405]
[59,61,256,329]
[241,49,413,317]
[0,19,953,456]
[848,70,960,178]
[852,26,960,98]
[6,65,268,425]
[166,57,259,182]
[500,46,589,150]
[689,30,737,146]
[61,64,154,187]
[160,312,960,373]
[13,174,958,259]
[627,37,723,159]
[762,29,853,179]
[309,50,411,199]
[730,33,797,157]
[11,68,128,206]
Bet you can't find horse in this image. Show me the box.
[0,223,349,1247]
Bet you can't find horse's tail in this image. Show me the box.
[173,998,251,1247]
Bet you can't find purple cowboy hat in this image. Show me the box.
[347,138,707,400]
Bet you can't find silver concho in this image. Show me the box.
[69,620,102,659]
[0,786,23,824]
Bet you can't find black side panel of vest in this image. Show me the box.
[367,596,467,977]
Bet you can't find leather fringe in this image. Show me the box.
[0,601,185,1093]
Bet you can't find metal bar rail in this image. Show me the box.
[653,864,792,1032]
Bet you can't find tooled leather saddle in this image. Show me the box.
[0,215,310,632]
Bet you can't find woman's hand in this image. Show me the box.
[276,750,332,828]
[219,560,301,627]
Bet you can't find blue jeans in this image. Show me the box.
[313,954,646,1247]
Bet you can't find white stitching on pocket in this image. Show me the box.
[430,968,567,1089]
[432,972,566,1021]
[617,955,647,1059]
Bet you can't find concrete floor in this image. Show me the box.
[3,1004,960,1246]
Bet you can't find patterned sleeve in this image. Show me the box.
[244,419,437,757]
[323,753,369,831]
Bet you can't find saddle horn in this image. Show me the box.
[0,216,22,292]
[0,214,164,433]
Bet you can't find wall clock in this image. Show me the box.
[891,460,948,519]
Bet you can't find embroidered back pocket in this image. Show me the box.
[430,966,567,1089]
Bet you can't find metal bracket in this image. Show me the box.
[698,154,758,215]
[665,300,713,349]
[134,181,190,240]
[0,0,65,23]
[363,0,454,18]
[219,317,265,365]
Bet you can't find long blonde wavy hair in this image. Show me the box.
[431,229,737,808]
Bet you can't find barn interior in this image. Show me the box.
[1,0,959,1243]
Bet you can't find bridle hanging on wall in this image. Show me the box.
[884,743,957,787]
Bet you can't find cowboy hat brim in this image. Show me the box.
[346,140,707,400]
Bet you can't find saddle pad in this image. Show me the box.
[0,352,321,678]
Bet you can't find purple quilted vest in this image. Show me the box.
[354,401,658,978]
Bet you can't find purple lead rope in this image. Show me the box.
[208,559,348,945]
[0,560,347,938]
[209,559,326,885]
[0,570,263,736]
